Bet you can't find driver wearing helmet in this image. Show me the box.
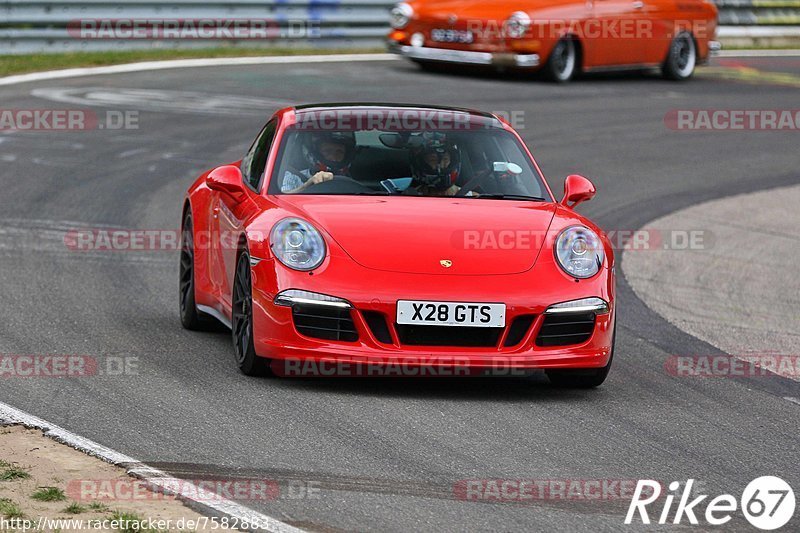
[281,132,356,193]
[407,133,475,197]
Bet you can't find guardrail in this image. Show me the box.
[716,0,800,25]
[1,0,798,55]
[0,0,392,54]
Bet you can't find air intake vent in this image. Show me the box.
[363,311,393,344]
[292,304,358,342]
[503,315,536,347]
[535,312,596,347]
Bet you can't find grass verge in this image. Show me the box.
[31,487,66,502]
[0,498,25,519]
[88,501,110,512]
[63,501,87,514]
[0,463,30,481]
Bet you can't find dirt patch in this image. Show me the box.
[0,425,236,531]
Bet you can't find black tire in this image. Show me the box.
[546,322,615,388]
[662,32,697,81]
[544,38,578,83]
[232,250,272,377]
[179,210,212,331]
[412,59,443,73]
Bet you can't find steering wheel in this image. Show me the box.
[455,169,492,197]
[302,175,373,194]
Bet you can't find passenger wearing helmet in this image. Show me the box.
[407,133,474,197]
[281,132,355,193]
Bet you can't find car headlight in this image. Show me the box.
[270,217,326,271]
[555,226,604,278]
[505,11,531,39]
[390,3,414,29]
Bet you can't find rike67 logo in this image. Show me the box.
[625,477,795,530]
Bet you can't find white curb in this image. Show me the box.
[0,53,398,87]
[0,401,305,533]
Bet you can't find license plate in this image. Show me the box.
[431,29,474,44]
[397,301,505,328]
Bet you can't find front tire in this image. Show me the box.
[179,211,211,331]
[544,38,578,83]
[662,32,697,81]
[232,251,271,377]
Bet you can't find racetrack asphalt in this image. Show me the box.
[624,183,800,380]
[0,56,798,532]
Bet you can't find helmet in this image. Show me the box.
[302,132,356,174]
[410,132,461,191]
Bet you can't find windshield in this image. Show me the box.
[267,111,550,200]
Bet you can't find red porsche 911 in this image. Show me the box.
[180,104,615,387]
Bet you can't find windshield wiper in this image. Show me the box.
[351,191,392,196]
[472,193,548,201]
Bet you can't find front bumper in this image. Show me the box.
[389,42,540,68]
[250,258,614,373]
[257,309,614,372]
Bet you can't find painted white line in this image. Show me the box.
[0,49,796,90]
[784,397,800,406]
[30,87,291,116]
[0,401,304,533]
[717,50,800,58]
[0,53,398,87]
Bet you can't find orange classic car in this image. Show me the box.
[387,0,719,81]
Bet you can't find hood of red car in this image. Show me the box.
[277,196,556,275]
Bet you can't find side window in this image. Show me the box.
[241,120,278,190]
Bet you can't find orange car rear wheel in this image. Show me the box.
[663,32,697,81]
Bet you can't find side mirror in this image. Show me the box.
[206,165,246,201]
[561,174,596,208]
